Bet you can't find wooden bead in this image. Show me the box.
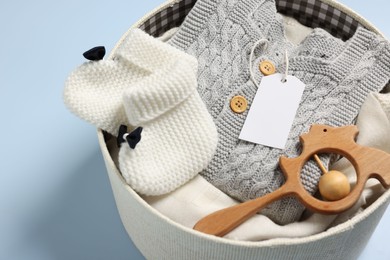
[319,170,351,201]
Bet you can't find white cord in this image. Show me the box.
[249,39,269,89]
[249,40,289,86]
[281,49,289,83]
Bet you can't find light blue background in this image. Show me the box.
[0,1,389,259]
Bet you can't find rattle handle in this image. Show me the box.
[193,186,292,237]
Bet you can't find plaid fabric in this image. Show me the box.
[140,0,362,40]
[139,0,196,37]
[277,0,359,40]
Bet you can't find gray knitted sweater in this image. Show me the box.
[168,0,390,224]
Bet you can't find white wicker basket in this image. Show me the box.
[98,0,390,259]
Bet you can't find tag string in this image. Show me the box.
[281,50,289,83]
[249,39,268,89]
[249,40,289,86]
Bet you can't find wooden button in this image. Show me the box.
[259,60,276,76]
[230,95,247,114]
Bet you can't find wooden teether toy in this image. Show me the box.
[193,124,390,237]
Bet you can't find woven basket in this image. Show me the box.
[99,0,390,259]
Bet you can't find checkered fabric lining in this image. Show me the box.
[139,0,196,37]
[277,0,359,41]
[140,0,361,40]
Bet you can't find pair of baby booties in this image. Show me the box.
[64,29,218,196]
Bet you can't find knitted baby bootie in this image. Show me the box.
[117,30,218,195]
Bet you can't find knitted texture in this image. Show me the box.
[64,47,148,136]
[65,29,218,195]
[168,0,390,224]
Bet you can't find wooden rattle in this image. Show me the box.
[193,124,390,237]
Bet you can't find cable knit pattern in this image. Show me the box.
[65,29,218,196]
[168,0,390,224]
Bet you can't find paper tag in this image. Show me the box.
[239,73,305,149]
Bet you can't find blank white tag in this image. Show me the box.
[239,73,305,149]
